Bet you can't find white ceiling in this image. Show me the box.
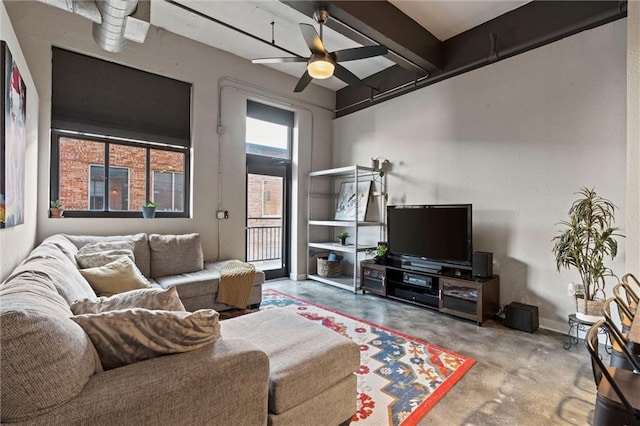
[150,0,530,91]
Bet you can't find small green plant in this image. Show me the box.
[367,244,388,258]
[144,201,159,208]
[374,244,388,257]
[50,200,62,208]
[336,231,350,240]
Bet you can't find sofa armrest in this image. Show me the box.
[21,338,269,426]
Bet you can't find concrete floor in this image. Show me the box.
[263,278,598,426]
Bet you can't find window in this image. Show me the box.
[262,178,282,217]
[153,171,184,212]
[246,100,293,160]
[246,118,291,159]
[89,165,130,211]
[52,133,188,218]
[50,48,191,218]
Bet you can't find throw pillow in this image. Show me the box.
[149,233,204,278]
[75,241,135,269]
[71,308,221,370]
[65,234,151,277]
[71,287,185,315]
[79,257,151,297]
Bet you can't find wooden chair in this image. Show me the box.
[603,296,640,371]
[586,320,640,425]
[612,284,636,332]
[622,273,640,310]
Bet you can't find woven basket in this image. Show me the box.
[575,295,605,317]
[317,257,342,277]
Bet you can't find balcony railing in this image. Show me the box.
[246,224,282,262]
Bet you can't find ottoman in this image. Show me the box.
[221,308,360,426]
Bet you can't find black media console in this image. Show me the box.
[360,260,500,325]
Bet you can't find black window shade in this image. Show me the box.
[51,47,191,147]
[247,100,294,128]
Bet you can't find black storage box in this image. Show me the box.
[505,302,539,333]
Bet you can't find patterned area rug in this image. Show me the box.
[260,289,475,426]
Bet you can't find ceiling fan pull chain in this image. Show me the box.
[271,21,275,45]
[489,33,499,62]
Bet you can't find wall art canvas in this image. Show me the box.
[1,41,27,229]
[335,181,371,221]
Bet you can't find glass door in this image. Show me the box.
[245,100,294,280]
[246,155,290,279]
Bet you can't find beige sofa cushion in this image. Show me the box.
[41,234,81,267]
[71,287,185,314]
[0,277,100,422]
[71,308,221,370]
[149,233,204,277]
[66,233,151,277]
[7,244,96,304]
[80,257,152,297]
[75,240,135,268]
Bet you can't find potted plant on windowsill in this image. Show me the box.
[552,187,624,322]
[336,231,350,245]
[50,200,64,218]
[142,201,159,219]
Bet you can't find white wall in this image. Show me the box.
[333,19,628,332]
[4,1,334,277]
[627,3,640,276]
[0,1,39,281]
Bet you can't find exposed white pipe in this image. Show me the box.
[35,0,150,53]
[38,0,102,23]
[93,0,138,53]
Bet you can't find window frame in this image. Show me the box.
[51,129,190,218]
[88,164,131,211]
[261,178,283,219]
[152,170,185,212]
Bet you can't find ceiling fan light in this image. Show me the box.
[307,59,334,79]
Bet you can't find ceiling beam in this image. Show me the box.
[281,1,443,75]
[335,1,628,117]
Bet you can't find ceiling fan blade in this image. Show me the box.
[299,23,325,55]
[252,57,308,64]
[331,45,388,62]
[333,63,362,87]
[294,70,313,92]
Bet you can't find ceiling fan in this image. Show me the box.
[251,9,388,92]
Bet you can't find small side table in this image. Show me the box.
[563,314,611,353]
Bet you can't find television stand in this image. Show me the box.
[360,260,500,325]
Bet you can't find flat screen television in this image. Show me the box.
[387,204,472,272]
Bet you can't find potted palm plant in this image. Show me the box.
[552,187,624,321]
[142,201,159,219]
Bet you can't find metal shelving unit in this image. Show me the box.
[307,165,386,292]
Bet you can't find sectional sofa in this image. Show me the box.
[63,232,264,311]
[0,233,360,425]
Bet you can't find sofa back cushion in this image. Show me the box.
[75,240,136,268]
[41,234,81,267]
[7,243,96,304]
[66,233,151,277]
[0,276,100,422]
[149,233,204,278]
